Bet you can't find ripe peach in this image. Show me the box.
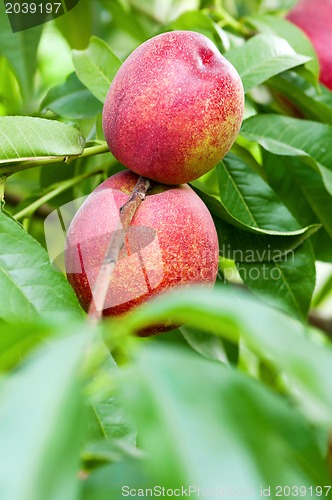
[65,170,219,333]
[102,31,244,185]
[287,0,332,90]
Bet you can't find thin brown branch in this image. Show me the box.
[87,176,153,325]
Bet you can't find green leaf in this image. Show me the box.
[193,180,317,238]
[40,72,103,119]
[119,344,329,490]
[0,322,51,371]
[0,2,42,101]
[73,37,122,103]
[0,116,85,174]
[170,10,230,51]
[245,14,319,81]
[215,153,316,319]
[130,0,199,24]
[238,241,316,320]
[0,56,22,115]
[192,182,320,261]
[81,340,137,467]
[91,398,135,442]
[262,151,332,262]
[311,230,332,262]
[226,34,311,93]
[82,461,152,500]
[241,114,332,197]
[56,0,92,50]
[218,153,300,231]
[83,397,137,466]
[215,216,318,262]
[180,325,235,364]
[0,329,89,500]
[263,152,332,238]
[268,72,332,125]
[0,212,83,322]
[99,0,151,44]
[202,154,318,314]
[121,286,332,424]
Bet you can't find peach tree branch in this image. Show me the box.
[87,176,153,324]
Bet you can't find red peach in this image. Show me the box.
[65,170,219,334]
[102,31,244,185]
[287,0,332,90]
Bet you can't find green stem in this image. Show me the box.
[78,144,110,158]
[22,217,30,232]
[214,0,246,33]
[0,143,110,176]
[0,176,5,200]
[14,168,104,221]
[0,175,6,211]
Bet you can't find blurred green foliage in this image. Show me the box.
[0,0,332,498]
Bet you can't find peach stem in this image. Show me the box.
[87,176,153,324]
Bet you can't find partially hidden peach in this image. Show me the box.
[287,0,332,90]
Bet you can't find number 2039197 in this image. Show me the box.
[5,3,62,14]
[274,485,331,496]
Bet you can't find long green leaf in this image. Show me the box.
[268,73,332,125]
[119,344,328,490]
[0,322,52,371]
[192,181,320,261]
[215,216,318,262]
[0,329,89,500]
[226,34,310,93]
[241,114,332,197]
[245,14,319,81]
[0,212,83,322]
[219,153,300,231]
[263,152,332,238]
[238,241,316,320]
[0,116,85,174]
[193,180,318,237]
[120,286,332,425]
[0,2,42,101]
[217,153,316,319]
[73,37,122,103]
[40,72,102,119]
[263,152,332,262]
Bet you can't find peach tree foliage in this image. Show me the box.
[0,0,332,498]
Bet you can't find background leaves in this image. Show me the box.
[0,212,83,323]
[0,0,332,497]
[0,116,85,173]
[40,73,103,119]
[245,14,319,81]
[0,1,42,104]
[241,115,332,196]
[73,37,122,103]
[119,344,329,492]
[0,330,89,500]
[227,34,311,92]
